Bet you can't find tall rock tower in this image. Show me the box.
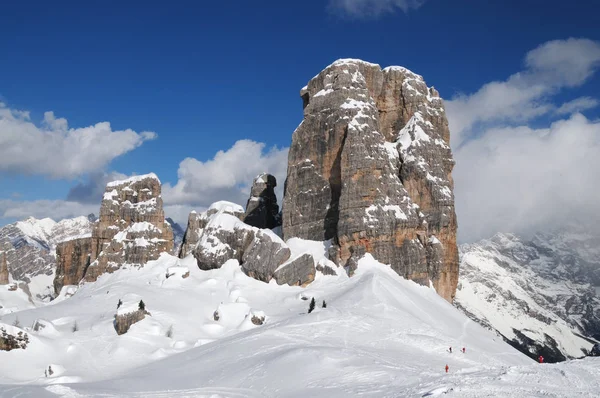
[282,59,458,302]
[85,173,174,282]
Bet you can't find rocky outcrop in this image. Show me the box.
[282,59,458,302]
[273,253,316,287]
[0,251,8,285]
[179,201,244,258]
[243,173,282,230]
[54,237,93,294]
[85,174,174,282]
[193,212,291,279]
[114,309,149,335]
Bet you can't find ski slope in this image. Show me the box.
[1,249,599,397]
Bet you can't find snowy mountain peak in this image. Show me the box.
[14,217,57,249]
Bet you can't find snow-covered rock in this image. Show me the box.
[178,201,244,258]
[193,212,291,279]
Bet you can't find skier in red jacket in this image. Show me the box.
[445,364,449,373]
[538,355,544,363]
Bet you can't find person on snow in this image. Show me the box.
[448,346,452,353]
[538,355,544,363]
[462,347,466,353]
[445,364,449,373]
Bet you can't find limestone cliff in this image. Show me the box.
[282,59,458,302]
[85,174,174,281]
[54,237,93,294]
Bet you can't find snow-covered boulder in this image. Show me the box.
[193,212,291,281]
[179,201,244,258]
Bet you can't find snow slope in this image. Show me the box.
[1,244,573,397]
[1,239,599,396]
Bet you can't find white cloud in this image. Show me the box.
[448,38,600,242]
[446,38,600,148]
[555,96,599,115]
[328,0,426,17]
[454,114,600,242]
[0,199,98,221]
[163,139,289,224]
[0,103,157,179]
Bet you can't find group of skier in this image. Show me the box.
[444,347,546,373]
[445,346,466,373]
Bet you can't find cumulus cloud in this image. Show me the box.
[448,38,600,242]
[162,140,289,225]
[446,38,600,148]
[328,0,426,17]
[0,199,98,221]
[0,103,157,179]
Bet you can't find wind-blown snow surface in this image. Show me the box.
[1,250,599,397]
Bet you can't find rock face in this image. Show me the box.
[54,237,93,294]
[273,253,316,287]
[282,59,458,301]
[179,201,245,258]
[85,174,174,282]
[243,173,282,230]
[456,231,600,362]
[0,251,8,285]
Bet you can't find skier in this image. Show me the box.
[445,364,449,373]
[462,347,466,354]
[449,346,452,353]
[538,355,544,363]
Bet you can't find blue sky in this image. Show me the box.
[1,0,600,241]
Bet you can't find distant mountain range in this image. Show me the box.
[456,229,600,362]
[0,214,185,302]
